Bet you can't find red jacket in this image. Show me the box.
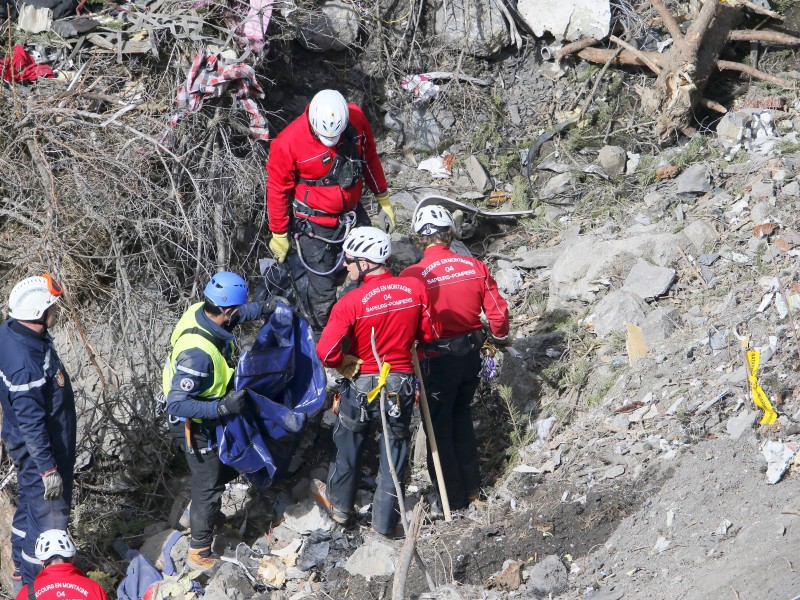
[317,271,440,374]
[266,103,388,233]
[400,244,509,338]
[16,563,109,600]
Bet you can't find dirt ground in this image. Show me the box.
[564,436,800,600]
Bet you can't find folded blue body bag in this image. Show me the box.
[217,303,325,488]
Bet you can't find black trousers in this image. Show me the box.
[295,202,370,331]
[170,420,238,548]
[326,373,414,535]
[422,350,482,509]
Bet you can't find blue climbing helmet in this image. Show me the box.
[204,272,249,307]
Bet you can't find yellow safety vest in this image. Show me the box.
[161,303,234,402]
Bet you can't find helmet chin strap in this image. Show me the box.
[355,260,382,281]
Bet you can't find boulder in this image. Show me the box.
[621,259,676,300]
[597,145,627,177]
[591,290,647,337]
[641,306,681,346]
[282,499,335,534]
[676,164,711,194]
[525,555,568,596]
[513,245,562,269]
[345,537,397,579]
[547,230,687,311]
[517,0,610,41]
[205,562,254,600]
[682,220,718,252]
[433,0,511,58]
[465,155,493,192]
[384,105,454,152]
[291,1,360,52]
[495,268,524,296]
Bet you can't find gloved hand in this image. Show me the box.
[269,232,290,263]
[488,332,512,347]
[375,192,395,234]
[217,389,247,417]
[41,469,63,500]
[336,355,363,380]
[261,296,290,317]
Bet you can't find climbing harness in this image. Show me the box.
[292,210,356,276]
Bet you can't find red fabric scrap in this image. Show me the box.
[0,46,54,83]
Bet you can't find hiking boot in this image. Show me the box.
[186,545,220,571]
[309,479,349,524]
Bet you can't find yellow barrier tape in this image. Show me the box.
[367,362,391,404]
[746,350,778,424]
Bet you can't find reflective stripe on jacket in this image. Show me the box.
[162,302,234,401]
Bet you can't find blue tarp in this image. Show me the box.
[217,303,325,488]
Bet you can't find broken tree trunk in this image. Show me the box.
[640,0,741,136]
[561,0,798,137]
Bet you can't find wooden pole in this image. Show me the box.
[411,343,452,522]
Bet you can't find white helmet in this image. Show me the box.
[308,89,349,147]
[9,274,62,321]
[343,227,391,264]
[35,529,76,561]
[413,205,455,236]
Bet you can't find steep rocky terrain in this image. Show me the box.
[3,0,800,599]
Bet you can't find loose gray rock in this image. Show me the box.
[750,180,775,201]
[592,290,648,337]
[597,145,627,177]
[513,245,562,269]
[605,465,625,479]
[751,201,775,225]
[682,220,718,253]
[727,410,757,439]
[547,231,687,310]
[205,562,254,600]
[697,253,720,266]
[282,499,335,534]
[641,306,682,346]
[677,164,711,194]
[540,172,574,199]
[434,0,511,57]
[495,268,524,296]
[781,180,800,198]
[525,554,568,596]
[345,537,397,579]
[622,259,676,300]
[464,155,493,192]
[292,1,360,52]
[390,236,422,267]
[384,106,453,152]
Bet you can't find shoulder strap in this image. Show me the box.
[177,326,225,352]
[28,583,36,600]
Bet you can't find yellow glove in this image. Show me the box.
[269,232,290,263]
[375,192,395,234]
[336,355,363,380]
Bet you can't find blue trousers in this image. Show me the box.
[8,439,73,585]
[326,373,414,535]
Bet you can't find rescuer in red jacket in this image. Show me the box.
[401,205,509,513]
[266,89,394,332]
[16,529,109,600]
[311,227,440,537]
